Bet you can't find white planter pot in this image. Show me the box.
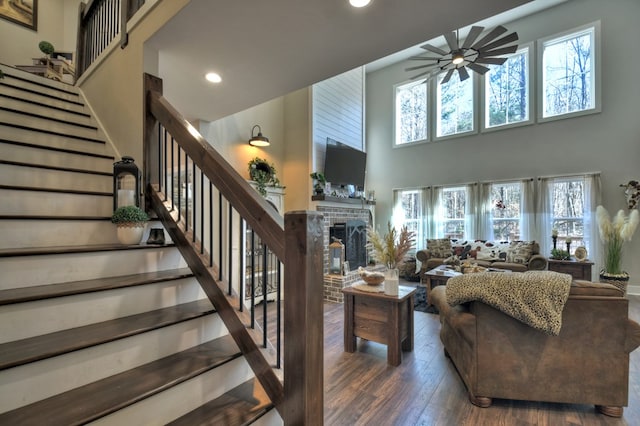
[116,225,145,245]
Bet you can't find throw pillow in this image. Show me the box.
[507,241,535,264]
[427,238,452,258]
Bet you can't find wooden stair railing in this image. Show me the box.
[143,73,323,425]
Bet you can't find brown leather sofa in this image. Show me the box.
[431,281,640,417]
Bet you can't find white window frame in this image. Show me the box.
[481,43,534,132]
[393,188,424,255]
[393,79,429,147]
[549,177,589,249]
[434,71,477,140]
[490,181,522,242]
[439,186,467,239]
[537,21,601,123]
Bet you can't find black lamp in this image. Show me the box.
[113,156,141,210]
[248,125,270,147]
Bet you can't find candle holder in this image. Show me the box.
[566,241,571,255]
[552,235,557,250]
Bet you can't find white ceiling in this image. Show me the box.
[146,0,564,123]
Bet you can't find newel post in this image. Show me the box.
[143,73,162,210]
[283,211,324,426]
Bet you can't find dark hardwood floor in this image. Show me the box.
[321,288,640,425]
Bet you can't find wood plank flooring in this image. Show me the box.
[321,291,640,425]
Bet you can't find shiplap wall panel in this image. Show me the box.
[312,67,365,174]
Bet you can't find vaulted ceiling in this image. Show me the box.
[146,0,563,122]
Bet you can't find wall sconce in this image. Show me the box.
[248,125,270,147]
[113,156,141,210]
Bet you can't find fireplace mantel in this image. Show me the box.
[311,194,375,206]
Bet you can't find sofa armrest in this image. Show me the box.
[626,318,640,353]
[416,249,431,264]
[528,254,547,270]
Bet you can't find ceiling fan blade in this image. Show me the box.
[444,31,459,52]
[478,32,519,52]
[467,62,491,75]
[457,66,470,81]
[408,56,443,61]
[471,25,508,50]
[421,43,448,56]
[478,45,518,57]
[405,63,440,71]
[410,69,437,80]
[474,57,507,66]
[461,26,484,49]
[440,69,455,84]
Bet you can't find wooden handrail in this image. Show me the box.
[143,73,323,425]
[147,90,285,260]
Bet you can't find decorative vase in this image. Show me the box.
[384,268,399,296]
[116,225,145,245]
[599,269,630,295]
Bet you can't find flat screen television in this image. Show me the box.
[323,138,366,189]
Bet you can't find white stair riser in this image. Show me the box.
[0,97,94,127]
[0,314,230,413]
[253,409,284,426]
[0,84,86,114]
[0,220,120,249]
[90,357,253,426]
[0,189,112,216]
[0,246,188,289]
[0,110,102,141]
[0,143,113,174]
[0,124,107,154]
[0,278,206,342]
[0,163,112,193]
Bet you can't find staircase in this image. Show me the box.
[0,66,280,425]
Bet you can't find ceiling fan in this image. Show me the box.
[406,25,519,84]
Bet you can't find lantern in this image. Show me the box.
[329,237,344,275]
[113,156,141,210]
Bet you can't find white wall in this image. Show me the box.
[365,0,640,288]
[0,0,80,66]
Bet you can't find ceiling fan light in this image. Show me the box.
[452,52,465,65]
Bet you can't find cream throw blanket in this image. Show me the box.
[446,271,572,335]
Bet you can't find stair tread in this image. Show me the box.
[168,378,274,426]
[0,298,214,370]
[0,242,173,258]
[0,159,112,177]
[0,335,241,425]
[0,267,193,305]
[0,139,115,160]
[0,183,112,197]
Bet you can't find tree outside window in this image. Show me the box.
[491,182,522,241]
[394,80,427,145]
[485,48,529,128]
[441,187,466,238]
[437,72,474,137]
[542,26,595,118]
[551,178,586,247]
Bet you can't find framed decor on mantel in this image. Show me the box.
[0,0,37,31]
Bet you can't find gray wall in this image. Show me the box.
[365,0,640,289]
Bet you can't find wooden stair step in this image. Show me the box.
[0,267,193,305]
[0,298,214,370]
[0,105,98,131]
[0,139,114,161]
[0,242,172,258]
[0,335,241,425]
[168,378,274,426]
[0,159,112,177]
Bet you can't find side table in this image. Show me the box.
[548,258,594,280]
[342,285,416,366]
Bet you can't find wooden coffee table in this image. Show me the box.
[422,265,462,305]
[342,284,416,366]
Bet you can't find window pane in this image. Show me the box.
[395,81,427,145]
[491,182,521,241]
[485,49,529,128]
[551,179,586,246]
[395,189,422,253]
[543,28,594,118]
[442,187,466,238]
[437,72,474,137]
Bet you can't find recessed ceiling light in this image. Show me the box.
[349,0,371,7]
[205,72,222,83]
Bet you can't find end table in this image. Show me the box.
[548,258,593,280]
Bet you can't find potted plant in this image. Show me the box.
[248,157,280,196]
[596,205,639,293]
[310,172,326,195]
[366,223,415,295]
[111,205,149,245]
[38,41,55,57]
